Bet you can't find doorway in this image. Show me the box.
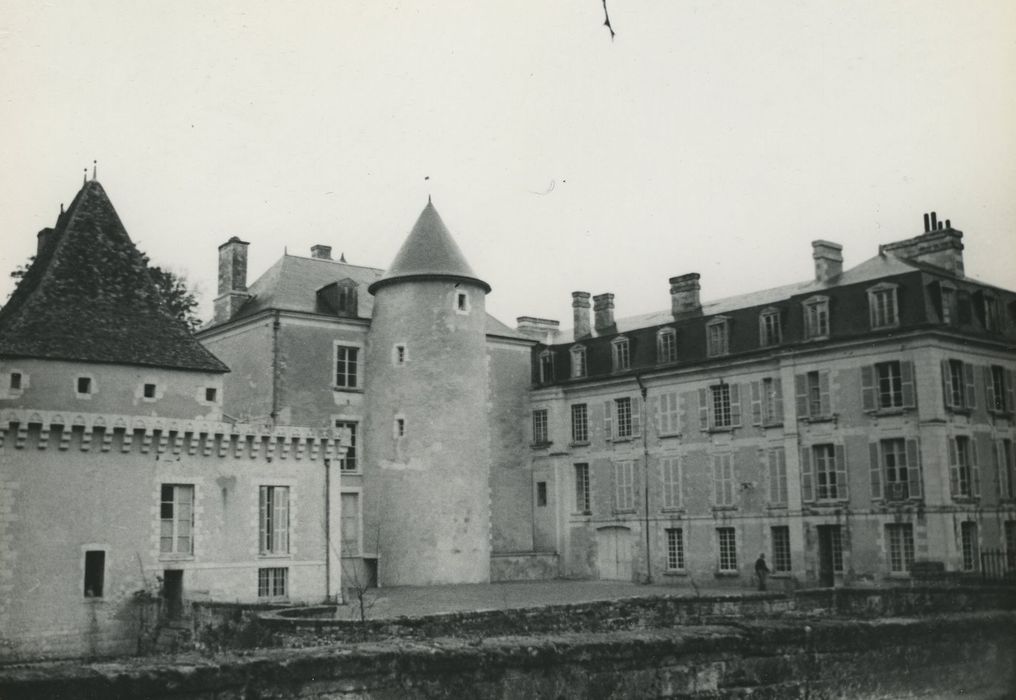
[816,525,840,587]
[162,569,184,619]
[596,526,634,581]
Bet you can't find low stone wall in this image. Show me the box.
[490,551,559,582]
[2,613,1013,699]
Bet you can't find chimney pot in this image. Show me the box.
[36,227,54,255]
[812,240,844,283]
[923,213,930,232]
[592,293,615,332]
[311,244,333,260]
[930,212,938,230]
[572,291,592,339]
[669,273,702,315]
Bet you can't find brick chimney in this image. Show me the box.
[572,291,591,339]
[214,236,251,323]
[879,212,964,277]
[311,244,332,260]
[593,293,615,332]
[516,317,560,343]
[669,273,701,315]
[36,227,54,255]
[812,240,843,283]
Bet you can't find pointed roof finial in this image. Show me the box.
[92,160,97,181]
[83,168,88,186]
[340,252,347,263]
[428,194,432,205]
[60,203,65,214]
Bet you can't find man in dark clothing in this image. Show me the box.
[755,553,770,591]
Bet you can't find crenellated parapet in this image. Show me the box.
[0,409,348,460]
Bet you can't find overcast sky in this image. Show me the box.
[1,1,1014,328]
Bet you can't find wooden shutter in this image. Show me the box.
[963,363,977,409]
[651,395,660,433]
[984,366,996,412]
[948,436,959,496]
[993,440,1003,498]
[258,486,268,553]
[724,456,735,505]
[906,438,922,499]
[900,361,916,408]
[819,371,832,416]
[274,487,289,553]
[631,396,642,437]
[603,401,613,441]
[801,446,814,502]
[869,441,882,500]
[713,455,723,505]
[730,384,742,426]
[834,443,848,500]
[971,436,981,497]
[941,360,953,410]
[698,388,709,431]
[751,381,762,426]
[1006,370,1015,414]
[773,378,784,423]
[861,365,876,411]
[795,374,808,418]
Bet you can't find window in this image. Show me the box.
[771,526,791,573]
[872,438,922,502]
[796,370,831,419]
[1005,521,1016,570]
[942,359,975,411]
[335,421,358,471]
[713,454,735,507]
[699,383,741,431]
[987,365,1014,414]
[143,383,156,399]
[536,481,547,507]
[717,528,737,572]
[456,291,470,313]
[532,409,549,445]
[940,286,956,324]
[613,460,635,511]
[77,377,92,395]
[712,384,732,428]
[862,360,915,412]
[395,417,406,438]
[259,486,290,555]
[341,492,361,556]
[886,524,914,574]
[997,439,1015,501]
[607,396,641,440]
[767,447,787,506]
[661,456,682,509]
[658,391,679,435]
[204,387,218,403]
[570,404,588,443]
[666,528,685,571]
[751,377,783,425]
[393,344,407,366]
[574,463,591,513]
[801,443,848,502]
[961,522,979,571]
[759,308,782,347]
[84,550,105,598]
[611,337,630,371]
[868,284,899,329]
[160,484,194,556]
[9,372,21,391]
[539,350,555,383]
[656,328,677,364]
[706,317,730,357]
[803,296,830,339]
[949,435,979,499]
[258,567,288,599]
[570,345,587,378]
[335,282,357,315]
[334,345,359,389]
[983,296,1000,332]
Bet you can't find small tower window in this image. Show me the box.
[455,291,470,314]
[393,344,408,366]
[76,377,92,395]
[10,372,22,390]
[205,387,218,403]
[395,417,406,438]
[144,383,157,399]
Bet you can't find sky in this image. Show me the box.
[1,1,1014,329]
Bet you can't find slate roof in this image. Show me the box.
[0,181,229,372]
[368,200,491,294]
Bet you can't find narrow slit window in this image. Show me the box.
[84,550,105,598]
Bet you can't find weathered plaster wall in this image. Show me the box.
[195,319,274,422]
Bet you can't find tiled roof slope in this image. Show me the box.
[0,181,229,372]
[368,200,491,294]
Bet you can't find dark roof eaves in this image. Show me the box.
[368,273,492,295]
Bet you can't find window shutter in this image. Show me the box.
[901,361,916,408]
[724,457,735,505]
[906,438,922,500]
[984,366,996,412]
[773,378,784,422]
[259,486,268,554]
[993,440,1003,497]
[1006,370,1015,414]
[713,455,722,505]
[801,446,814,502]
[631,396,642,437]
[941,360,953,410]
[698,388,709,431]
[795,374,808,418]
[869,442,882,500]
[751,381,762,426]
[730,383,742,426]
[948,437,959,496]
[603,401,613,441]
[971,437,981,497]
[861,365,876,411]
[777,447,787,503]
[834,443,848,500]
[819,371,832,416]
[275,488,289,553]
[651,396,660,433]
[963,363,976,408]
[766,449,777,503]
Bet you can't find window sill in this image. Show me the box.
[946,407,972,415]
[663,570,687,577]
[761,421,784,429]
[571,511,592,518]
[612,509,637,515]
[871,323,900,331]
[333,387,364,394]
[803,334,830,342]
[714,571,740,578]
[770,572,793,578]
[869,407,910,416]
[258,553,292,559]
[660,507,685,514]
[159,554,194,562]
[988,409,1014,419]
[569,441,590,448]
[530,442,553,450]
[658,432,682,440]
[951,496,980,504]
[82,597,107,604]
[610,437,634,443]
[706,426,735,434]
[800,415,835,424]
[338,469,362,476]
[766,503,789,510]
[712,505,738,512]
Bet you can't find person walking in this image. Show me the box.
[755,553,770,591]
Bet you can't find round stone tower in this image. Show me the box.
[363,200,492,585]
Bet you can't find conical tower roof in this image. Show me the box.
[0,180,228,372]
[368,200,490,294]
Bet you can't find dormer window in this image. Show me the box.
[539,350,555,383]
[803,296,830,339]
[317,279,358,317]
[656,328,677,364]
[983,295,1001,332]
[940,285,957,324]
[611,336,630,371]
[867,283,899,330]
[759,308,781,347]
[706,317,730,357]
[570,345,587,378]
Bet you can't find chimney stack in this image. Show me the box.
[593,293,615,332]
[311,244,333,260]
[879,212,964,276]
[669,273,702,315]
[214,236,251,322]
[516,316,560,343]
[812,240,843,283]
[572,291,591,338]
[36,227,54,255]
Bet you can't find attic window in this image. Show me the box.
[393,344,407,366]
[77,377,92,395]
[144,383,157,399]
[317,280,358,317]
[9,372,22,391]
[205,387,218,402]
